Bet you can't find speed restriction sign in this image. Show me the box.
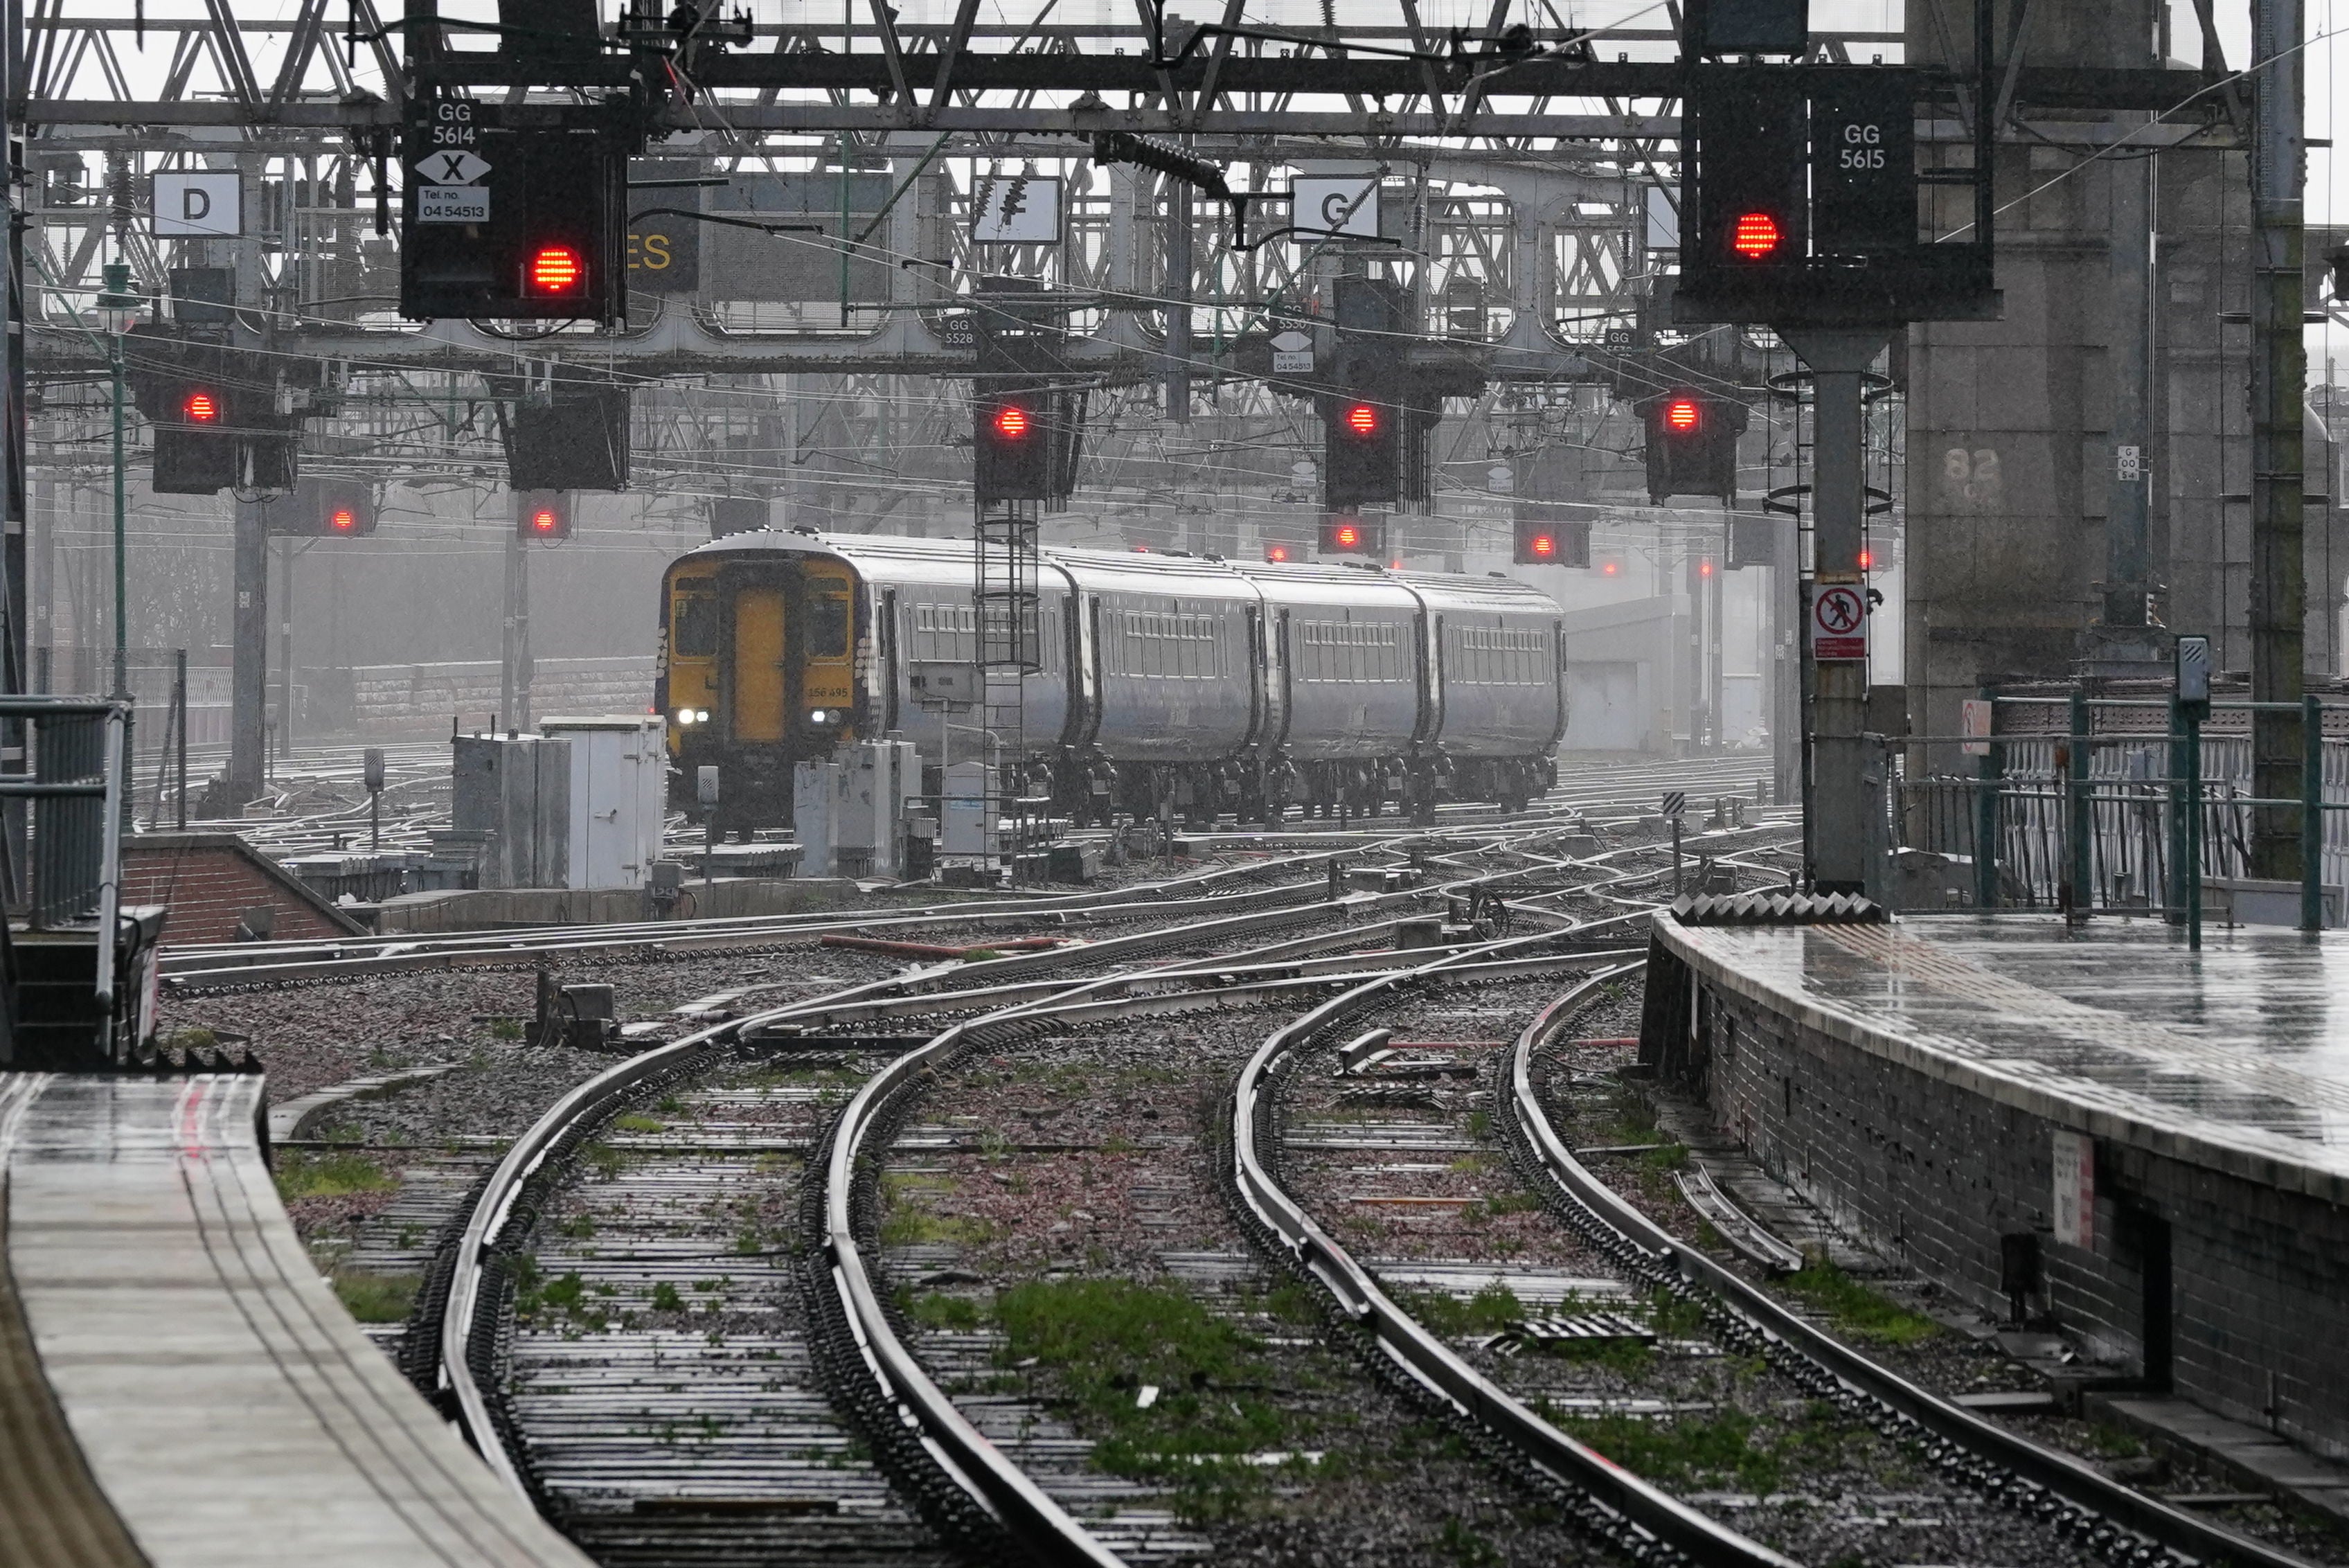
[1810,584,1868,661]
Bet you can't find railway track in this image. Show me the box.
[418,818,1790,1567]
[1496,964,2319,1568]
[162,769,1776,994]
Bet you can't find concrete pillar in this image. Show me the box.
[1903,0,2164,774]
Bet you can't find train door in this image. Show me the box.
[1274,610,1294,745]
[1061,592,1096,747]
[1546,618,1570,747]
[1076,596,1105,746]
[731,582,788,742]
[1247,604,1278,747]
[1416,612,1445,745]
[664,573,720,749]
[797,564,857,733]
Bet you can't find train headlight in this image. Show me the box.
[808,709,830,724]
[674,708,708,726]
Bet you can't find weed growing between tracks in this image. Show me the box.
[331,1269,420,1323]
[873,1016,1614,1562]
[1779,1260,1941,1347]
[995,1277,1317,1517]
[275,1147,396,1200]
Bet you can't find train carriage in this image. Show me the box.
[657,526,1565,830]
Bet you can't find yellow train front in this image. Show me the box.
[658,530,868,828]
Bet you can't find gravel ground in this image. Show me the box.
[874,1010,1614,1566]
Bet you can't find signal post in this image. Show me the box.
[1674,0,1998,893]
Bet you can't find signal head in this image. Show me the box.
[1731,211,1780,260]
[1334,521,1361,549]
[1665,397,1701,433]
[528,244,584,295]
[1530,531,1557,559]
[993,404,1031,440]
[183,389,220,422]
[1265,542,1291,562]
[530,507,560,533]
[329,508,357,533]
[1344,402,1379,437]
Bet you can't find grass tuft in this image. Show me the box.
[332,1270,419,1324]
[1402,1282,1526,1337]
[995,1278,1309,1517]
[1782,1259,1940,1345]
[275,1149,395,1201]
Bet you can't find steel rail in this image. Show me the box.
[1226,920,1805,1568]
[803,917,1663,1562]
[434,826,1753,1556]
[1506,966,2319,1568]
[161,847,1358,984]
[166,769,1750,979]
[165,803,1612,988]
[438,882,1519,1551]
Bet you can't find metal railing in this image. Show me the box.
[0,698,131,1006]
[1883,691,2349,944]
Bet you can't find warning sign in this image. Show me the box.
[1810,583,1868,661]
[2052,1130,2093,1248]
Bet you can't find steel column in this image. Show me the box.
[2249,0,2306,879]
[1780,326,1893,893]
[500,515,530,733]
[229,495,268,805]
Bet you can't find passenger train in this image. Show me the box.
[657,528,1566,829]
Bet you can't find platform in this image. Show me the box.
[1646,912,2349,1464]
[0,1073,592,1568]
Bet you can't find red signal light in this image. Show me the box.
[1130,543,1151,553]
[1857,549,1875,570]
[1602,561,1619,576]
[1731,211,1780,260]
[1334,521,1361,549]
[1344,403,1379,437]
[528,245,583,294]
[1266,543,1291,562]
[1699,558,1714,578]
[530,508,560,533]
[1530,532,1557,559]
[993,404,1031,440]
[1665,397,1700,433]
[329,508,357,533]
[183,390,220,422]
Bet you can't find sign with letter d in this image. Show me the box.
[152,171,243,238]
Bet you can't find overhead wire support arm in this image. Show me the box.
[625,206,827,238]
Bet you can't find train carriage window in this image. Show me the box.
[809,586,853,657]
[672,591,719,658]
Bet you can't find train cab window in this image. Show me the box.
[672,591,719,657]
[808,586,852,657]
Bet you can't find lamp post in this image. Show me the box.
[93,261,142,703]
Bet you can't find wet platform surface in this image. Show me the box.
[0,1073,592,1568]
[1662,914,2349,1204]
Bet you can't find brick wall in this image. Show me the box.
[120,835,365,947]
[1654,929,2349,1463]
